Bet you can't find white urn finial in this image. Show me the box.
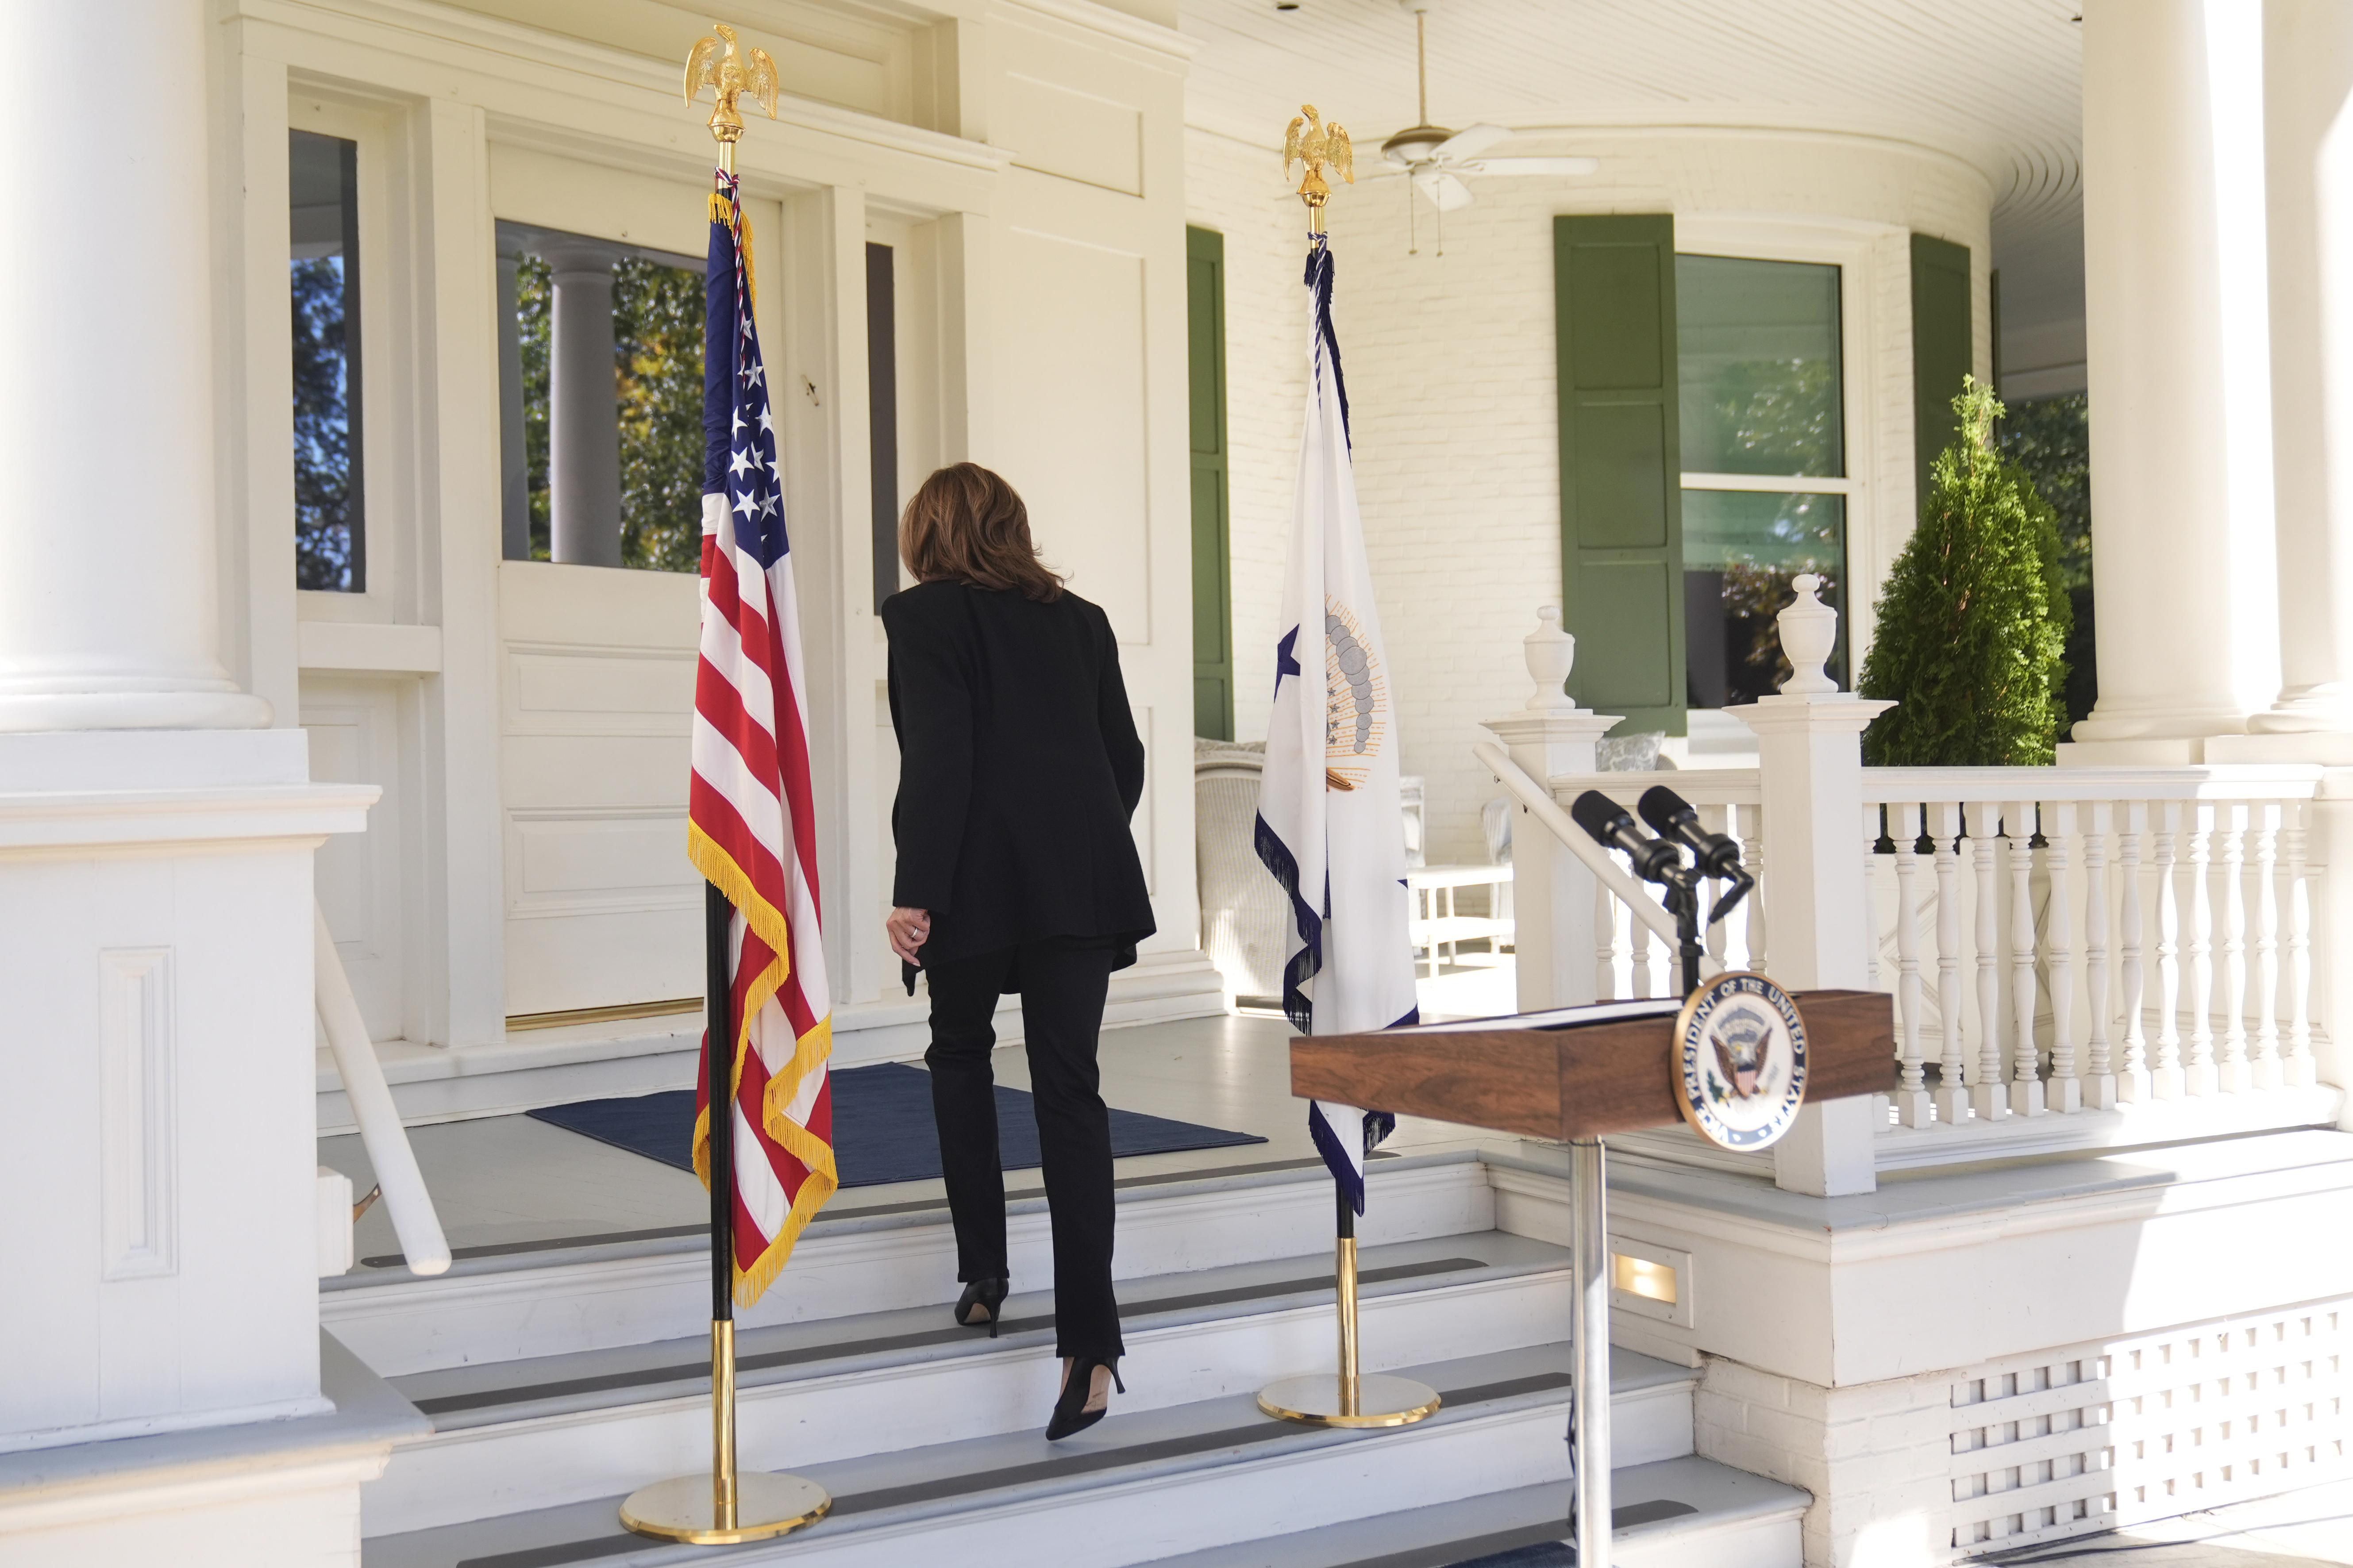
[1776,573,1840,695]
[1524,604,1579,711]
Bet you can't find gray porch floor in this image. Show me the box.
[320,1011,1496,1272]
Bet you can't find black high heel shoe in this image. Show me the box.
[1044,1354,1124,1441]
[954,1277,1009,1338]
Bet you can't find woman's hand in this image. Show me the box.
[886,906,932,965]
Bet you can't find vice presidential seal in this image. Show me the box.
[1671,972,1808,1152]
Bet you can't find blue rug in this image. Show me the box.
[526,1061,1266,1188]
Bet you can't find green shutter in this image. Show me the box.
[1186,227,1234,741]
[1555,215,1683,736]
[1910,233,1973,514]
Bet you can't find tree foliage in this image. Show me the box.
[291,257,357,591]
[1859,378,2071,766]
[2001,393,2096,727]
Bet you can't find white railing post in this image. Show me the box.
[1892,802,1931,1127]
[2284,800,2317,1089]
[2009,800,2047,1117]
[1483,607,1621,1013]
[2186,802,2218,1095]
[1970,800,2010,1121]
[2153,800,2186,1099]
[2047,800,2082,1114]
[2117,801,2149,1102]
[1932,802,1968,1125]
[2218,802,2252,1091]
[2085,800,2118,1109]
[2252,801,2283,1091]
[1733,575,1893,1197]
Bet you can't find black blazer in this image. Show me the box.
[883,580,1155,985]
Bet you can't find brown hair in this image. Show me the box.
[898,463,1064,602]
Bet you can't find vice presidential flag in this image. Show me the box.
[688,169,838,1305]
[1254,234,1418,1215]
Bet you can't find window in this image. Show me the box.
[290,130,364,592]
[1676,254,1846,704]
[497,221,706,571]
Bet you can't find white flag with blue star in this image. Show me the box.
[1254,234,1417,1214]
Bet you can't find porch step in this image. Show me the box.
[325,1152,1494,1377]
[363,1233,1642,1537]
[361,1342,1768,1568]
[1135,1462,1808,1568]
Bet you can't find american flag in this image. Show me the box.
[689,169,836,1304]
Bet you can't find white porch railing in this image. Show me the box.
[1481,596,2346,1176]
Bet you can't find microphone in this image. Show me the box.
[1570,790,1689,888]
[1637,785,1744,880]
[1638,784,1755,922]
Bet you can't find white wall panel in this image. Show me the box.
[995,226,1154,641]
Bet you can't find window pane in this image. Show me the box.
[1682,489,1845,706]
[1676,254,1842,478]
[289,130,364,592]
[497,222,704,571]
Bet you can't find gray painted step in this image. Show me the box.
[366,1233,1634,1536]
[1132,1461,1809,1568]
[362,1342,1723,1568]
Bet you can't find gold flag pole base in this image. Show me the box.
[620,1321,830,1546]
[1259,1201,1441,1429]
[1257,1372,1441,1429]
[619,1472,830,1546]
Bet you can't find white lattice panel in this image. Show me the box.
[1949,1299,2351,1555]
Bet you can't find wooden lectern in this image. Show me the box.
[1290,988,1893,1565]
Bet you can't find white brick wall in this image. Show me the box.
[1189,125,1992,867]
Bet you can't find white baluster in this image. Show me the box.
[1933,802,1968,1125]
[2251,801,2282,1091]
[2216,802,2250,1092]
[1594,875,1617,1002]
[2009,800,2046,1116]
[2084,800,2116,1110]
[2152,801,2185,1099]
[2045,801,2080,1114]
[1748,829,1770,975]
[2184,802,2217,1096]
[1702,804,1731,980]
[1970,799,2008,1121]
[1891,802,1931,1126]
[2117,800,2149,1103]
[2284,801,2317,1087]
[1865,805,1885,992]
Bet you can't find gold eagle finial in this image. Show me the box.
[1282,104,1353,232]
[685,22,780,165]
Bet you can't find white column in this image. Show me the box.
[1734,578,1892,1196]
[1483,608,1617,1012]
[2249,2,2353,737]
[0,0,270,732]
[546,244,622,569]
[2068,0,2275,758]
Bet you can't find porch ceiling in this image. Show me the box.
[1180,0,2086,380]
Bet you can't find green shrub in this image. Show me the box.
[1860,378,2071,766]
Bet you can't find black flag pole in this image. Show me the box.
[618,25,830,1546]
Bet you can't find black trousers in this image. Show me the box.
[923,937,1123,1360]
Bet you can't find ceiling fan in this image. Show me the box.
[1375,0,1598,213]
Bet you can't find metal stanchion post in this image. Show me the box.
[1567,1135,1611,1564]
[1259,1181,1441,1428]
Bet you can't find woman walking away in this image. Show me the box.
[882,462,1155,1441]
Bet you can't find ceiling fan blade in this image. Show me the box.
[1455,156,1601,177]
[1433,123,1512,162]
[1413,169,1478,211]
